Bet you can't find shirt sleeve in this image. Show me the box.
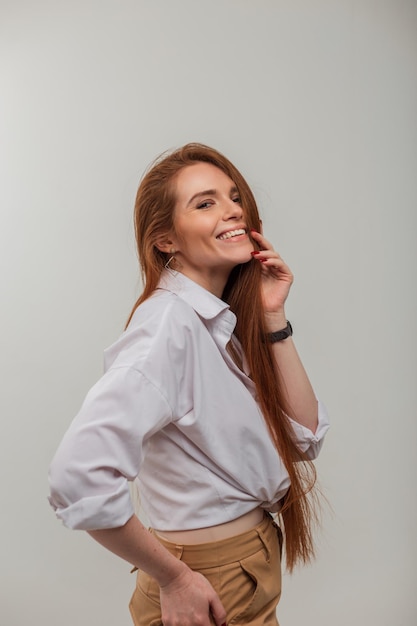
[48,366,172,530]
[287,399,330,460]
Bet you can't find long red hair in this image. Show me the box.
[127,143,319,571]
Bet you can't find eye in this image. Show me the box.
[196,200,213,209]
[232,196,241,204]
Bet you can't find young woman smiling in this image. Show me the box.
[49,143,329,626]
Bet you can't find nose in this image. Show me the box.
[223,198,243,220]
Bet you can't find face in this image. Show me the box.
[166,162,255,296]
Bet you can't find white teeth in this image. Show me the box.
[217,229,246,240]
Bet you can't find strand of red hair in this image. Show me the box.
[127,143,320,571]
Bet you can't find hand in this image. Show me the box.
[250,230,293,327]
[159,566,227,626]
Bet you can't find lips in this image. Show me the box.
[216,228,247,241]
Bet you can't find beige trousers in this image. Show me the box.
[129,513,282,626]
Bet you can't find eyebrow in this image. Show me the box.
[186,186,239,207]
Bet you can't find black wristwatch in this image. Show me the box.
[267,321,293,343]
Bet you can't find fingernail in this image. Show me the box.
[250,228,258,233]
[250,251,260,256]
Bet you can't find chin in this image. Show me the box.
[231,253,253,268]
[242,246,255,262]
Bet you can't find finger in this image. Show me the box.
[266,259,293,277]
[261,259,293,278]
[209,594,227,626]
[251,249,282,261]
[252,253,293,278]
[251,250,286,267]
[249,229,274,251]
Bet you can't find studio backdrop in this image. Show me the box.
[1,1,416,625]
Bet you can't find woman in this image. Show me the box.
[48,143,329,626]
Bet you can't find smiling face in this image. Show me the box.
[165,162,255,296]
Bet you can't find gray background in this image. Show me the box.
[1,1,416,624]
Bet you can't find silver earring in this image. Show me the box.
[164,249,176,269]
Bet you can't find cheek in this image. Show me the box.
[182,217,214,241]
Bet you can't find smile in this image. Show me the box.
[216,229,246,241]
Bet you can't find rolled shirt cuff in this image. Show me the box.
[287,399,330,460]
[48,481,134,530]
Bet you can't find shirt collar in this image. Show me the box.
[157,270,234,323]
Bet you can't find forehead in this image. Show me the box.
[174,162,235,203]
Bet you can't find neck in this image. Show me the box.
[175,268,228,299]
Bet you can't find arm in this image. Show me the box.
[250,230,319,433]
[266,312,318,433]
[89,515,226,626]
[48,364,226,626]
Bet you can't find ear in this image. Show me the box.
[154,233,177,254]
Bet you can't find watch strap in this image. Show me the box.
[267,321,293,343]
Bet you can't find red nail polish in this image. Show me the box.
[250,251,260,256]
[250,228,258,233]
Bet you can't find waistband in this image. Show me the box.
[150,513,279,569]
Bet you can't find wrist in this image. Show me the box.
[266,320,293,343]
[264,310,287,332]
[158,560,192,590]
[156,557,189,588]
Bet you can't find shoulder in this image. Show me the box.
[130,289,204,339]
[133,288,198,322]
[104,290,203,372]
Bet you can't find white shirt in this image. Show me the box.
[48,270,329,531]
